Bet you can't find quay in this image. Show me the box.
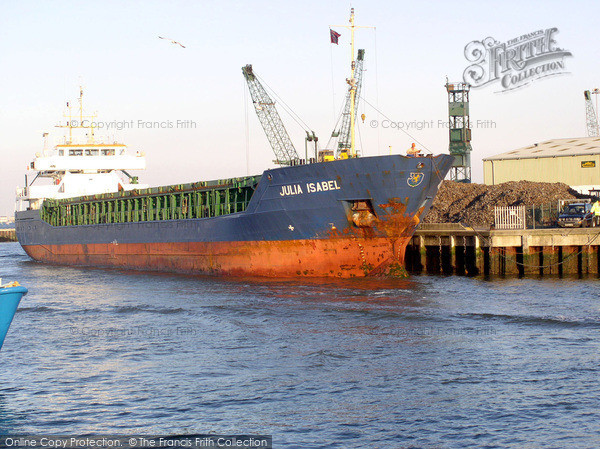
[406,224,600,277]
[0,229,16,242]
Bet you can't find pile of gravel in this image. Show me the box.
[422,180,583,226]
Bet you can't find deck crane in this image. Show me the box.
[333,49,365,158]
[242,64,300,166]
[584,89,600,137]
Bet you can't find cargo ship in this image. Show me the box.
[15,11,453,277]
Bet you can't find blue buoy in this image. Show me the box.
[0,285,28,350]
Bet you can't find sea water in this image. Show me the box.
[1,242,599,448]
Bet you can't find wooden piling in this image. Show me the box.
[522,246,541,276]
[561,246,579,276]
[406,225,600,277]
[588,245,599,276]
[545,246,560,276]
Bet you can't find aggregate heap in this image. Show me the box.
[422,180,583,226]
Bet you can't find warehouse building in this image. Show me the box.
[483,137,600,194]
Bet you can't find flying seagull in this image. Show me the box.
[158,36,186,48]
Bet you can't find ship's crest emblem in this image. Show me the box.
[407,172,424,188]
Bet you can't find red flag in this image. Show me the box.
[330,29,341,45]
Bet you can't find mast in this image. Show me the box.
[332,9,373,158]
[57,86,97,144]
[67,100,73,144]
[334,49,365,157]
[349,8,356,157]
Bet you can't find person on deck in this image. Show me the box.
[407,142,422,157]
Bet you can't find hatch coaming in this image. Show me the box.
[38,176,262,226]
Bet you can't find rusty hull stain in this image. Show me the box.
[318,197,422,277]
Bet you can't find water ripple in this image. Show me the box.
[1,242,600,447]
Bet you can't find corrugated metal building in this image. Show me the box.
[483,137,600,194]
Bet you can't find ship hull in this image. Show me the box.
[21,236,411,277]
[16,155,453,278]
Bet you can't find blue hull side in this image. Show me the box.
[17,155,452,245]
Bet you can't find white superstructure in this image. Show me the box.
[16,88,148,211]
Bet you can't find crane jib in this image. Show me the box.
[242,64,300,166]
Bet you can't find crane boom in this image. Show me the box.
[585,89,600,137]
[335,49,365,157]
[242,65,299,165]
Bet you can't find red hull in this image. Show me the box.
[22,236,411,278]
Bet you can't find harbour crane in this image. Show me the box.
[242,64,300,166]
[333,49,366,158]
[584,89,600,137]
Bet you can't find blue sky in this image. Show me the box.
[1,0,598,215]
